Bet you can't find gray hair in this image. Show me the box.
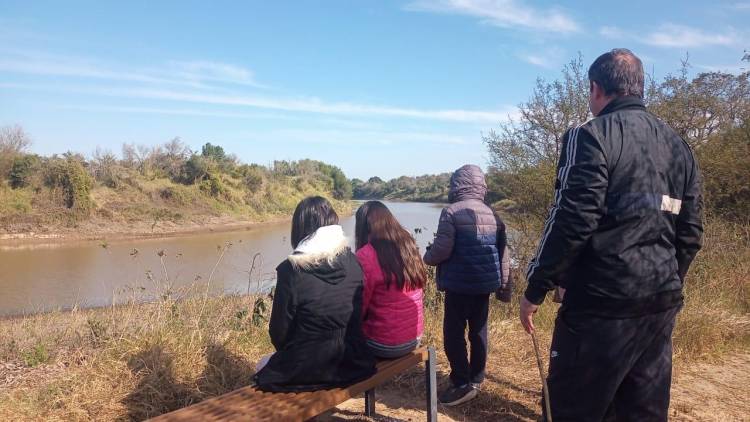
[588,48,644,98]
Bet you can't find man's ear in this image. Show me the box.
[590,80,601,98]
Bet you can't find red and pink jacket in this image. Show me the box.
[356,243,424,346]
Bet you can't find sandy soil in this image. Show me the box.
[0,214,291,245]
[319,352,750,422]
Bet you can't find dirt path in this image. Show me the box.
[320,352,750,422]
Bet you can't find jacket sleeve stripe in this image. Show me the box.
[526,125,582,280]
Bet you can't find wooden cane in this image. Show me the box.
[531,331,552,422]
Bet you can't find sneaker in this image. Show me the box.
[438,384,478,406]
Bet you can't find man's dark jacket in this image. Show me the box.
[423,164,510,295]
[254,248,376,392]
[524,96,703,317]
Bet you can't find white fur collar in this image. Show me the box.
[288,225,348,269]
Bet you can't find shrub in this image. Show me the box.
[696,120,750,222]
[90,148,121,188]
[9,154,39,189]
[180,155,210,184]
[21,343,49,367]
[44,158,95,215]
[199,174,227,198]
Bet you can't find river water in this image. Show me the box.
[0,201,444,317]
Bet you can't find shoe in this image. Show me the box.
[438,384,478,406]
[471,382,482,390]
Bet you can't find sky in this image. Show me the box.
[1,1,748,180]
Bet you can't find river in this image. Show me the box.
[0,201,444,317]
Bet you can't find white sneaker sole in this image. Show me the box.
[440,388,478,407]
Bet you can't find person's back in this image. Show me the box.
[254,197,375,392]
[423,164,511,406]
[425,164,510,294]
[560,99,700,316]
[521,49,703,422]
[354,201,425,359]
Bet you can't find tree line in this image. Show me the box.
[0,133,352,228]
[351,174,451,202]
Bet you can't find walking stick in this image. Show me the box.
[531,331,552,422]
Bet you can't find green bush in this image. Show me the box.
[180,154,210,184]
[199,174,227,198]
[21,343,50,367]
[9,154,39,189]
[696,120,750,222]
[44,158,95,215]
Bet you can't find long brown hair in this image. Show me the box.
[355,201,426,290]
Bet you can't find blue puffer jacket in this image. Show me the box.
[423,165,510,295]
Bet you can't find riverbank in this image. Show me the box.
[0,214,290,244]
[0,200,355,246]
[0,285,747,421]
[0,151,356,246]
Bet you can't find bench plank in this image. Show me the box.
[149,347,432,422]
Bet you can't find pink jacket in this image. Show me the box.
[356,243,424,346]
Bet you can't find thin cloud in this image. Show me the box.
[242,128,471,146]
[644,24,738,48]
[57,105,296,121]
[168,60,268,88]
[599,26,626,39]
[599,23,740,49]
[405,0,579,34]
[517,47,565,69]
[2,82,514,124]
[0,49,266,89]
[731,2,750,10]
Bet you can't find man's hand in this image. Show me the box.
[520,296,539,334]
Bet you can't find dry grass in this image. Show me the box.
[0,218,747,421]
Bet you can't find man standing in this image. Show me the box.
[520,49,703,421]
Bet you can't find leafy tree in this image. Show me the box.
[485,53,750,225]
[9,155,39,188]
[44,157,94,215]
[181,154,211,184]
[645,62,750,146]
[201,142,226,161]
[0,125,32,179]
[484,54,590,221]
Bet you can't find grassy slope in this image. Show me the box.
[0,172,352,238]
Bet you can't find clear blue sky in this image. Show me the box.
[1,1,748,179]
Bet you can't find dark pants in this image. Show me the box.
[547,305,680,422]
[443,291,489,387]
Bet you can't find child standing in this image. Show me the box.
[423,164,511,406]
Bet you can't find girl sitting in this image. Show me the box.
[254,196,375,392]
[355,201,425,358]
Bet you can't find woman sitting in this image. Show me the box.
[254,196,375,392]
[355,201,426,359]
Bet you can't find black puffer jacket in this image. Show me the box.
[525,96,703,317]
[254,225,376,392]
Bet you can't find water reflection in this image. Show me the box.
[0,201,444,316]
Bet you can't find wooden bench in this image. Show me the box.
[148,346,437,421]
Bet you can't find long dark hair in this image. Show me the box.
[355,201,426,290]
[291,196,339,248]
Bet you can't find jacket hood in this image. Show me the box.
[288,225,349,284]
[448,164,487,203]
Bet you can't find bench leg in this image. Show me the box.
[365,388,376,417]
[426,346,437,422]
